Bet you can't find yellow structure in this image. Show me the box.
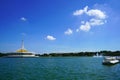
[16,49,28,53]
[6,40,39,58]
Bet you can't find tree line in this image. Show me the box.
[0,51,120,57]
[36,51,120,57]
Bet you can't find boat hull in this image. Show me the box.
[102,61,119,65]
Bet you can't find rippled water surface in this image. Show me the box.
[0,57,120,80]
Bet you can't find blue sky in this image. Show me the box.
[0,0,120,53]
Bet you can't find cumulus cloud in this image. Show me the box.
[20,17,27,21]
[87,9,106,19]
[89,18,104,26]
[73,6,106,19]
[64,28,73,35]
[80,22,91,32]
[46,35,56,41]
[73,6,107,32]
[73,6,88,16]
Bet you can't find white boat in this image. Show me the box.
[102,57,119,65]
[6,40,39,58]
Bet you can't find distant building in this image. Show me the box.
[6,40,38,58]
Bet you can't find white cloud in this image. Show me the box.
[73,6,88,16]
[73,6,107,32]
[80,22,91,32]
[73,6,106,19]
[89,18,104,26]
[20,17,27,21]
[87,9,106,19]
[46,35,56,41]
[64,28,73,35]
[76,19,105,32]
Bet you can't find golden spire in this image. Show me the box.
[21,40,24,49]
[16,40,28,53]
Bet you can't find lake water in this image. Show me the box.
[0,57,120,80]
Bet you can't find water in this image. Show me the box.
[0,57,120,80]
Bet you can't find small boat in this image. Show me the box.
[102,57,119,65]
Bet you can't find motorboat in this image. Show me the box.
[102,56,119,65]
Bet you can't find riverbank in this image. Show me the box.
[1,50,120,57]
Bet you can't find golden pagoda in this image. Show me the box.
[6,40,38,57]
